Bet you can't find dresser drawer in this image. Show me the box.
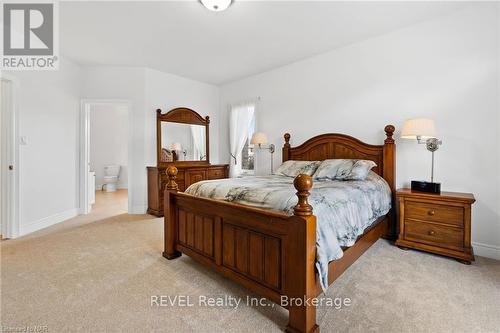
[405,201,464,227]
[208,168,226,180]
[186,170,207,187]
[404,219,464,249]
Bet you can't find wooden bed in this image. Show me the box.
[163,125,396,333]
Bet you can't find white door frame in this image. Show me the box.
[1,74,20,238]
[79,99,132,214]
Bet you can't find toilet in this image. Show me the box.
[103,165,121,192]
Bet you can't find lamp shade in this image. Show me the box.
[401,118,437,140]
[250,132,268,145]
[169,142,182,151]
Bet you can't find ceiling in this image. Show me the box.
[60,1,467,85]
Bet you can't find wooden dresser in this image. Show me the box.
[147,107,229,217]
[147,164,228,217]
[395,189,475,264]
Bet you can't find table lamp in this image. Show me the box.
[401,118,442,194]
[169,142,185,161]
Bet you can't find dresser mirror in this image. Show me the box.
[161,122,207,162]
[156,108,210,166]
[148,107,228,216]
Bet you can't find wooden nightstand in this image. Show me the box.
[395,189,475,264]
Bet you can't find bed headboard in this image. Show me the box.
[282,125,396,192]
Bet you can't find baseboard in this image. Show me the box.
[19,208,78,236]
[472,242,500,261]
[95,184,128,190]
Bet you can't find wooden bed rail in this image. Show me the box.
[163,166,320,333]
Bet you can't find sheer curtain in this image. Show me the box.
[229,103,255,178]
[190,125,206,161]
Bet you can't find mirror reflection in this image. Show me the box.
[161,122,207,162]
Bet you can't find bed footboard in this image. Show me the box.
[163,166,319,333]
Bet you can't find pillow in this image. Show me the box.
[313,159,376,181]
[275,160,321,177]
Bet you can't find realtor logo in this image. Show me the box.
[1,2,59,70]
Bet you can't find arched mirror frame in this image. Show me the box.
[156,107,210,167]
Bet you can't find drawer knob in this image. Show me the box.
[428,210,436,216]
[428,230,435,236]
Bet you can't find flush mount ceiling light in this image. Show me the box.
[200,0,233,12]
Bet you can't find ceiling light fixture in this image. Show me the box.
[200,0,233,12]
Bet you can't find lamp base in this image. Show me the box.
[411,180,441,194]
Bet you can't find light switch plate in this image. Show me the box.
[20,136,27,145]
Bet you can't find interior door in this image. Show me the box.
[1,77,18,238]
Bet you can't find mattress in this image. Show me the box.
[185,171,391,291]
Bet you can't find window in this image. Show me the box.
[229,102,256,178]
[241,114,256,174]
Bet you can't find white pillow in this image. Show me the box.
[313,159,376,181]
[275,160,321,177]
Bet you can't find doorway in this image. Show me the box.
[80,100,131,215]
[1,75,20,238]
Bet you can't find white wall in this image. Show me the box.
[4,58,82,236]
[81,66,220,213]
[144,68,220,166]
[1,63,220,234]
[220,4,500,258]
[90,104,128,189]
[81,66,146,213]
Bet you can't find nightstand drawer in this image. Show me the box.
[406,201,464,227]
[404,219,463,249]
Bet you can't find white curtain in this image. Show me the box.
[190,125,206,161]
[229,103,255,178]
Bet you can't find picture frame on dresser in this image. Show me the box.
[147,107,229,217]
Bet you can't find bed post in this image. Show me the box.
[163,166,182,260]
[383,125,397,239]
[283,133,291,162]
[286,174,319,333]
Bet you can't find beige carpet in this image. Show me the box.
[1,191,499,332]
